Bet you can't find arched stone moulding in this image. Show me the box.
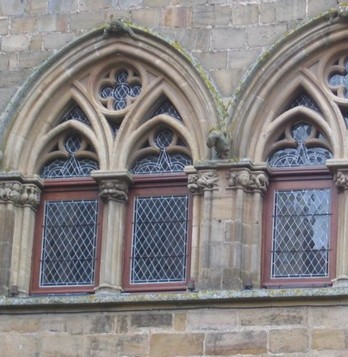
[229,10,348,161]
[1,25,220,175]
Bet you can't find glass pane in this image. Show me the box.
[271,188,331,278]
[130,195,189,284]
[268,123,332,168]
[40,199,98,287]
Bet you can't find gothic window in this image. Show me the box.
[31,132,102,294]
[263,122,337,287]
[123,128,192,292]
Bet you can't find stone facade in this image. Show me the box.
[2,0,348,356]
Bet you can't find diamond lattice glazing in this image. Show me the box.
[271,189,331,278]
[40,199,98,286]
[130,195,189,284]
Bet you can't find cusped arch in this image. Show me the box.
[230,11,348,161]
[1,24,219,175]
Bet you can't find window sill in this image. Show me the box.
[2,287,348,312]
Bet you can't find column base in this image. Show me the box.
[332,276,348,287]
[94,283,123,294]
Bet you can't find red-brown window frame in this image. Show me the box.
[123,174,192,292]
[262,168,337,288]
[31,178,103,294]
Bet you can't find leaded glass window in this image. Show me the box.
[40,199,99,287]
[271,188,331,278]
[40,134,99,179]
[130,195,189,284]
[268,123,332,168]
[131,129,191,174]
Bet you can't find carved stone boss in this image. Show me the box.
[99,179,129,202]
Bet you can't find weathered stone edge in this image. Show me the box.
[1,287,348,312]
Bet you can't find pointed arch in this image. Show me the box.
[1,26,218,174]
[230,12,348,161]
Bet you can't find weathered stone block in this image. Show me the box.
[26,0,46,15]
[173,312,187,331]
[211,68,241,96]
[43,33,75,50]
[232,4,259,26]
[276,0,306,21]
[37,15,59,32]
[312,328,348,351]
[240,307,305,326]
[130,313,172,328]
[176,28,211,52]
[41,335,85,357]
[150,333,204,357]
[260,1,276,23]
[65,315,115,334]
[162,7,192,28]
[228,48,262,70]
[309,306,348,328]
[247,23,287,47]
[193,5,231,27]
[131,8,161,27]
[308,0,337,17]
[143,0,171,6]
[88,334,148,357]
[196,50,227,70]
[2,335,39,357]
[70,11,106,31]
[187,309,237,330]
[11,16,36,34]
[19,51,50,69]
[48,0,78,13]
[0,0,25,16]
[2,35,30,52]
[212,28,245,50]
[205,331,267,355]
[0,316,40,333]
[269,329,308,353]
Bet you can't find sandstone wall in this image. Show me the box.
[2,293,348,357]
[0,0,337,115]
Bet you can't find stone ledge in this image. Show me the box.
[1,287,348,312]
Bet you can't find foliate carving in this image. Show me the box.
[229,170,269,193]
[188,171,219,194]
[99,180,129,202]
[0,181,41,208]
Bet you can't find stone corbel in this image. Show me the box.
[91,170,133,203]
[187,170,219,195]
[0,173,42,210]
[326,160,348,192]
[228,169,269,193]
[334,170,348,191]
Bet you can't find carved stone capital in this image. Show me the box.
[92,170,133,203]
[0,181,41,209]
[99,179,129,202]
[188,171,219,194]
[228,169,269,193]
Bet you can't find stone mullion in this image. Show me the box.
[188,194,202,286]
[242,190,263,288]
[92,171,132,294]
[228,166,269,289]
